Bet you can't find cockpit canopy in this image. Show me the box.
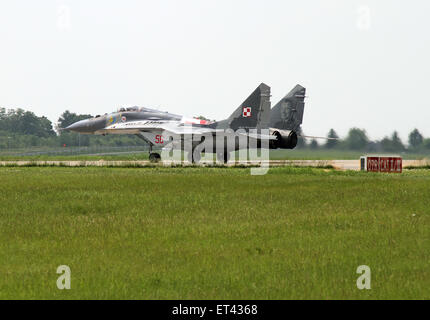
[116,106,173,114]
[117,106,140,112]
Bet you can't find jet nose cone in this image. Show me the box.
[64,117,106,133]
[65,120,90,133]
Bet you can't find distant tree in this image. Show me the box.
[309,139,319,149]
[423,138,430,150]
[325,129,339,149]
[57,110,92,130]
[22,111,56,137]
[366,141,382,153]
[408,129,423,149]
[380,131,405,152]
[0,108,55,137]
[391,131,405,152]
[380,136,392,152]
[39,116,55,136]
[344,128,369,150]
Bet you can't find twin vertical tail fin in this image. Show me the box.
[226,83,271,130]
[269,84,306,131]
[213,83,304,131]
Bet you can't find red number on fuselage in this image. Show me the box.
[155,135,163,144]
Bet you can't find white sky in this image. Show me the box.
[0,0,429,142]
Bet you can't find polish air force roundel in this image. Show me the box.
[242,107,251,118]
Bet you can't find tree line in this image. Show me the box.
[299,128,429,153]
[0,107,429,153]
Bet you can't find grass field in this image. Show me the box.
[0,166,429,299]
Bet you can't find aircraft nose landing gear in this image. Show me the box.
[145,141,161,163]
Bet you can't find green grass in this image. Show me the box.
[0,167,428,299]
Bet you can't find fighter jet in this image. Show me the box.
[65,83,304,163]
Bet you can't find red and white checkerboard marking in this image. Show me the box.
[242,107,252,118]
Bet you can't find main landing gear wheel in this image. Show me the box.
[149,153,161,163]
[187,151,201,164]
[216,152,230,164]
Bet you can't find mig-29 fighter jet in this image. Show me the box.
[65,83,306,163]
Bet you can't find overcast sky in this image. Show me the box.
[0,0,429,142]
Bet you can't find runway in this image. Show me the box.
[1,159,429,170]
